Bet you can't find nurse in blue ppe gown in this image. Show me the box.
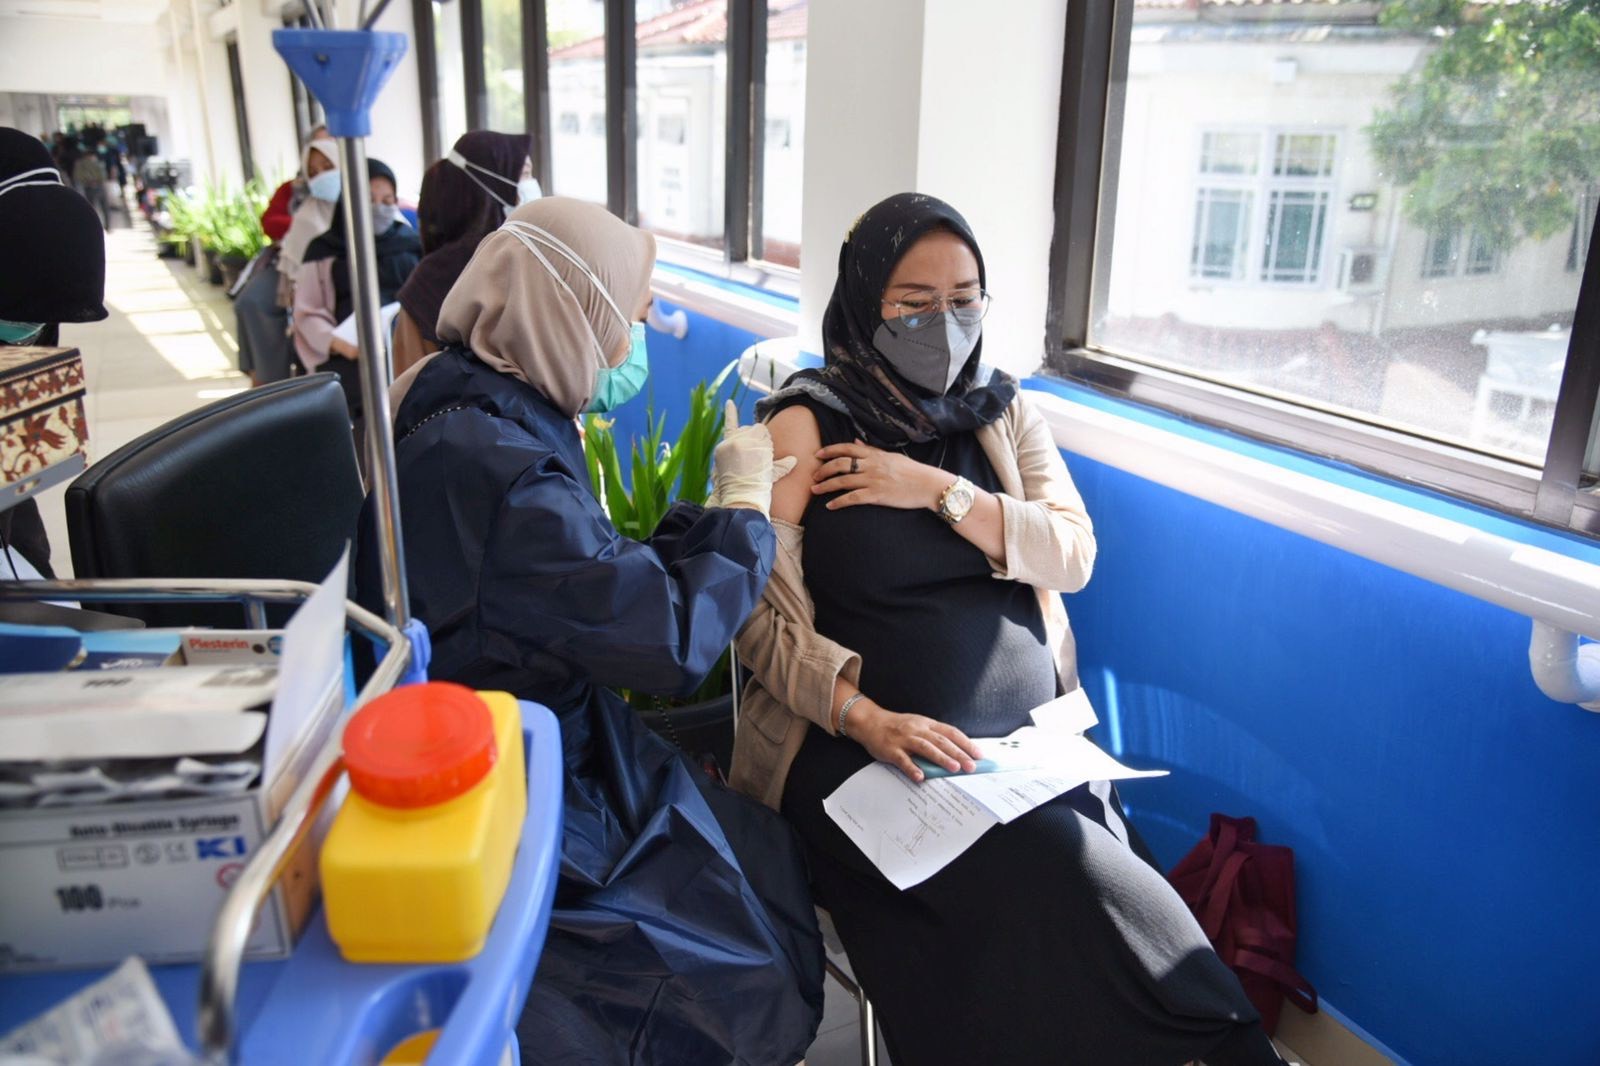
[360,197,824,1064]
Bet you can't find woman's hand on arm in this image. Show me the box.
[811,439,1006,560]
[835,681,981,783]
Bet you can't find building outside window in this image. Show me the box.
[759,1,806,267]
[1421,225,1502,279]
[633,0,726,250]
[1188,129,1337,286]
[547,0,609,204]
[483,0,525,134]
[434,0,469,153]
[541,0,805,262]
[1567,184,1597,272]
[1087,1,1597,467]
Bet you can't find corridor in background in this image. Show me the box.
[34,222,248,577]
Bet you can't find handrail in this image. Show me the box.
[1030,390,1600,709]
[0,578,412,1062]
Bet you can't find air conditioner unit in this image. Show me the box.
[1336,247,1388,293]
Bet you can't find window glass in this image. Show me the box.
[1090,4,1598,466]
[433,1,469,152]
[484,0,525,133]
[760,0,807,267]
[547,0,608,204]
[634,0,726,250]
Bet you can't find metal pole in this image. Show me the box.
[335,135,410,630]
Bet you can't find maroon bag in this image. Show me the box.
[1168,813,1318,1033]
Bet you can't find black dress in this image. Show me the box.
[778,398,1276,1066]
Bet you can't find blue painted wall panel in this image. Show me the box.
[1063,432,1600,1066]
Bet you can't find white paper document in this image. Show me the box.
[823,689,1167,888]
[1029,686,1099,735]
[331,301,402,350]
[822,766,999,891]
[947,735,1167,824]
[263,547,348,784]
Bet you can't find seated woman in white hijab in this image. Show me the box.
[360,197,824,1064]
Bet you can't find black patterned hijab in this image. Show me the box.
[758,192,1015,446]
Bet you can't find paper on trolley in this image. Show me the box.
[822,689,1166,890]
[0,956,185,1065]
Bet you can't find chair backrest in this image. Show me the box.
[66,374,363,628]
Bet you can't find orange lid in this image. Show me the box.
[342,682,498,809]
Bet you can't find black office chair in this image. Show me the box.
[66,374,363,628]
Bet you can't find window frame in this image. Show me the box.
[225,36,255,183]
[1046,0,1600,539]
[417,0,797,283]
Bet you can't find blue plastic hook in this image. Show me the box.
[272,29,408,139]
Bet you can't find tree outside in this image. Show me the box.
[1369,0,1600,248]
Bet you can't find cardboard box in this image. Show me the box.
[0,346,87,505]
[0,557,352,974]
[0,672,338,973]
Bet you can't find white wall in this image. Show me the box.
[364,0,428,197]
[797,0,925,355]
[164,0,427,197]
[796,0,1065,378]
[915,0,1066,377]
[0,16,172,98]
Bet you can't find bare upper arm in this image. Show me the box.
[766,404,822,526]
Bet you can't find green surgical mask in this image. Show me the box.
[0,318,45,345]
[587,323,649,414]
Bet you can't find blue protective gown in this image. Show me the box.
[357,347,824,1065]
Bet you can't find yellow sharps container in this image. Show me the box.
[321,682,526,963]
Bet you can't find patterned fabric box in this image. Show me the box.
[0,346,88,500]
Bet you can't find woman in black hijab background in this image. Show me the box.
[0,127,108,578]
[392,130,533,377]
[290,156,421,434]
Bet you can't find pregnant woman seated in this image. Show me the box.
[730,192,1288,1066]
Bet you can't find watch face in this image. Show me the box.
[945,482,975,519]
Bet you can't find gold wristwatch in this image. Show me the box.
[937,476,976,525]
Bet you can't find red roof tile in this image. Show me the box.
[550,0,807,62]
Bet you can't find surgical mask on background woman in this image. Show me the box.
[308,168,341,203]
[447,150,541,216]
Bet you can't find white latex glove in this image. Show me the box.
[708,400,797,517]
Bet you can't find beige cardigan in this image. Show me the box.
[728,391,1097,810]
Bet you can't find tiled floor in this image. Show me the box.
[33,196,250,577]
[804,953,892,1066]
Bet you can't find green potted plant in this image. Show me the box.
[156,188,202,263]
[210,179,271,290]
[583,361,745,772]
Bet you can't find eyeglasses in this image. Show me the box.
[880,289,992,331]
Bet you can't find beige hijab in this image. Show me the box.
[277,137,340,277]
[405,197,654,419]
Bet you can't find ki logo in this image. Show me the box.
[196,836,248,860]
